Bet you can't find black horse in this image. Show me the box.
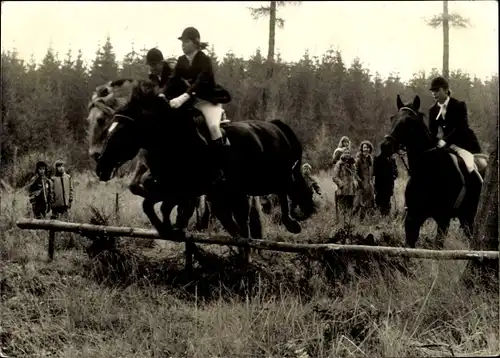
[87,80,214,233]
[379,95,488,248]
[95,79,314,256]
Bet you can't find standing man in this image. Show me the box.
[50,160,73,220]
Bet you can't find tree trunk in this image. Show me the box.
[261,1,277,120]
[442,0,449,78]
[463,129,499,289]
[473,138,499,251]
[267,1,277,62]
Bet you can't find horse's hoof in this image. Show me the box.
[284,219,301,234]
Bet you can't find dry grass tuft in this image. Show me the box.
[0,171,498,357]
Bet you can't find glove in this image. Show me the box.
[169,93,190,108]
[437,139,446,148]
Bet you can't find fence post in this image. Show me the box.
[48,230,55,261]
[114,191,121,224]
[12,146,18,223]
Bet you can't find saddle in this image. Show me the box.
[447,151,487,209]
[189,107,231,145]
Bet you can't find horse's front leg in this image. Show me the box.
[404,212,425,248]
[278,193,301,234]
[142,197,164,234]
[435,216,451,249]
[129,162,151,198]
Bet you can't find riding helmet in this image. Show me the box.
[146,48,164,65]
[429,76,449,91]
[178,27,201,42]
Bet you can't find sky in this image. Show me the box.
[1,1,498,82]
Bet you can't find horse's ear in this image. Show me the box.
[396,94,404,110]
[413,95,421,111]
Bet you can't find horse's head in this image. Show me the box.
[380,94,430,157]
[95,79,176,181]
[87,79,134,162]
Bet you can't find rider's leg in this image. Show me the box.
[193,99,230,185]
[450,144,483,184]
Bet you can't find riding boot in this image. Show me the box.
[210,136,231,189]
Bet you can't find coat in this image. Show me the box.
[354,154,374,207]
[51,173,73,208]
[373,155,398,195]
[27,174,52,212]
[165,50,231,104]
[332,158,356,196]
[429,97,482,154]
[148,61,174,89]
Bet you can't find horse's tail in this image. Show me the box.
[270,119,315,221]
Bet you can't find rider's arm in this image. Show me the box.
[185,53,214,97]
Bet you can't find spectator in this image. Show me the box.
[50,160,73,220]
[332,136,352,167]
[354,140,375,221]
[26,161,52,219]
[332,150,357,221]
[302,163,322,197]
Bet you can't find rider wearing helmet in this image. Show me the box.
[428,76,483,186]
[146,48,176,92]
[165,26,232,188]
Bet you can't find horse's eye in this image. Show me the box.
[98,117,106,126]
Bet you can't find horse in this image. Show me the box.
[379,94,488,248]
[94,79,314,262]
[87,80,220,232]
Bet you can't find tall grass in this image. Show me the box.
[0,171,498,358]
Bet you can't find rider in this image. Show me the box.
[164,26,232,187]
[428,76,483,186]
[146,48,176,89]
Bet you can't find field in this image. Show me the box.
[1,170,498,358]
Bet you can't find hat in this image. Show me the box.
[430,76,449,91]
[178,27,201,42]
[146,48,164,65]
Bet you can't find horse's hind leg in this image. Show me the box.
[435,217,451,249]
[232,195,252,263]
[278,193,301,234]
[405,213,425,248]
[172,197,199,273]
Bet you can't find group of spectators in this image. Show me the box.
[26,160,73,220]
[301,135,399,222]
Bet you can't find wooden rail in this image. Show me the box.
[16,219,499,262]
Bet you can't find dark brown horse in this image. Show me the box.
[379,95,488,248]
[95,79,314,256]
[87,80,228,232]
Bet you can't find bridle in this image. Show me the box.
[384,106,436,174]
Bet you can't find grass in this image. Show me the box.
[0,171,498,358]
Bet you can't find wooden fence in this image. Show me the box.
[16,219,499,266]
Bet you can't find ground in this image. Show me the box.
[0,171,498,358]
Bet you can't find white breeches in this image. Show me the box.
[193,98,223,140]
[450,144,476,173]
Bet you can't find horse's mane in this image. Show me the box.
[89,78,140,111]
